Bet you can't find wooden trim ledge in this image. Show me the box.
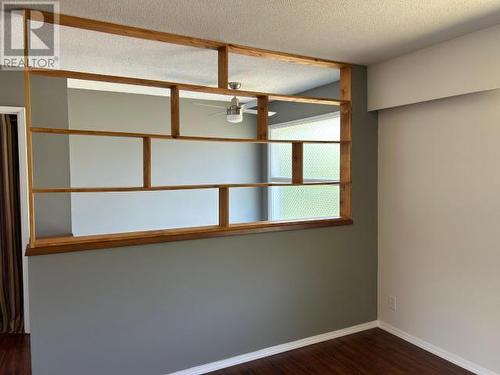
[26,218,353,256]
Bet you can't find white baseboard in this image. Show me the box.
[169,320,498,375]
[168,320,378,375]
[378,321,498,375]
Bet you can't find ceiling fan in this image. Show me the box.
[195,82,277,123]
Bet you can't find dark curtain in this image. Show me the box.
[0,114,24,334]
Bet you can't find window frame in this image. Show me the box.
[267,111,341,221]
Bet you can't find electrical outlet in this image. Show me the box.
[388,295,397,312]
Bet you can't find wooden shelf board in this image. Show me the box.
[27,68,347,106]
[26,217,353,256]
[30,127,346,144]
[33,181,345,194]
[227,44,349,69]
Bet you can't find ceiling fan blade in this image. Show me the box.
[208,111,226,117]
[243,109,277,116]
[243,109,258,114]
[195,103,227,109]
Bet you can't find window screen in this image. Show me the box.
[268,113,340,221]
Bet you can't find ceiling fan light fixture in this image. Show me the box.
[226,106,243,123]
[226,113,243,123]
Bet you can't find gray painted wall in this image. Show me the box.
[0,70,73,236]
[31,76,72,236]
[269,81,340,125]
[0,69,25,106]
[66,89,263,235]
[26,65,377,375]
[378,88,500,374]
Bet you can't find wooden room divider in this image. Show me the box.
[20,9,353,255]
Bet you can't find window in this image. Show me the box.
[268,112,341,221]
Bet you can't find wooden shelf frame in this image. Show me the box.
[20,9,353,254]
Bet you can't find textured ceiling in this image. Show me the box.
[56,0,500,98]
[58,0,500,64]
[59,24,340,97]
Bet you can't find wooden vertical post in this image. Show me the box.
[24,10,36,245]
[23,9,30,66]
[25,71,36,245]
[340,66,352,101]
[257,96,268,140]
[218,46,229,89]
[170,86,180,137]
[219,187,229,227]
[143,137,151,188]
[292,142,303,184]
[339,66,352,219]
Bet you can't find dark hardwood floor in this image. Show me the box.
[0,334,30,375]
[209,329,472,375]
[0,329,471,374]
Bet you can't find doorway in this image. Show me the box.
[0,107,30,334]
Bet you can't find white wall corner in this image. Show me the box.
[169,319,499,375]
[378,321,499,375]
